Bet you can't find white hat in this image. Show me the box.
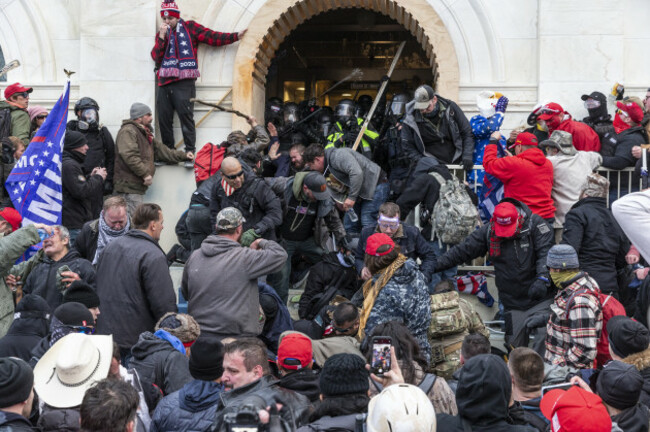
[367,384,436,432]
[34,333,112,408]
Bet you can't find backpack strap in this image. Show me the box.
[418,373,437,394]
[430,172,446,186]
[564,287,598,316]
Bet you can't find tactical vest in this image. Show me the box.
[428,291,469,338]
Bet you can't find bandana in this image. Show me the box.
[93,210,131,265]
[158,19,200,80]
[221,178,235,197]
[489,214,524,257]
[49,316,75,347]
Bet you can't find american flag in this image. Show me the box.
[6,81,70,226]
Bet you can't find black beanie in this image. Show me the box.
[597,360,643,410]
[15,293,51,316]
[0,358,33,408]
[319,353,369,397]
[607,315,650,358]
[54,302,94,327]
[64,131,87,151]
[189,336,224,381]
[63,280,100,309]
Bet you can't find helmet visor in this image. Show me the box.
[335,104,354,119]
[584,99,601,110]
[390,101,406,116]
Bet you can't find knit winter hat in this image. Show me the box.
[64,131,87,151]
[63,280,100,309]
[15,294,51,318]
[607,315,650,358]
[54,302,94,327]
[130,103,152,120]
[0,358,33,408]
[155,312,200,346]
[581,173,609,199]
[27,105,47,122]
[160,2,180,18]
[319,353,369,397]
[596,360,644,410]
[546,244,579,270]
[189,336,224,381]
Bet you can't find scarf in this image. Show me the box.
[221,178,235,196]
[49,316,74,347]
[93,211,130,265]
[358,254,408,340]
[489,215,524,257]
[158,19,200,80]
[551,270,580,287]
[154,329,186,355]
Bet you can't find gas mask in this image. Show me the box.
[584,98,608,121]
[77,108,98,131]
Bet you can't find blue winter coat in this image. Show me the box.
[150,380,225,432]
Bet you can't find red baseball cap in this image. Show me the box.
[507,132,539,150]
[365,233,395,257]
[491,202,519,238]
[4,83,33,100]
[277,333,312,370]
[0,207,22,232]
[536,102,564,121]
[540,386,611,432]
[616,100,644,124]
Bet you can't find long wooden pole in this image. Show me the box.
[175,88,232,149]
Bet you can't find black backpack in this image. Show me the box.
[0,108,12,141]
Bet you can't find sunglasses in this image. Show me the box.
[69,325,95,335]
[36,114,48,119]
[223,170,244,180]
[15,92,30,99]
[540,107,560,115]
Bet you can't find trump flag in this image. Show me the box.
[6,81,70,225]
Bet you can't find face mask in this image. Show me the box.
[550,270,579,287]
[537,120,548,132]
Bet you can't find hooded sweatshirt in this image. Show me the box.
[483,143,555,219]
[181,235,287,338]
[437,354,537,431]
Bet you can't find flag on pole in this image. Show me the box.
[6,81,70,226]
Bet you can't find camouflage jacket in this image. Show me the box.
[364,258,432,362]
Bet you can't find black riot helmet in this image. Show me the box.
[283,102,300,125]
[265,97,284,126]
[354,94,373,118]
[388,93,409,119]
[317,109,334,138]
[335,99,355,124]
[74,97,100,130]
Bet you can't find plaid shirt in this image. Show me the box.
[150,20,238,86]
[545,273,603,369]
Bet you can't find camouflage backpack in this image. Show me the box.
[428,290,469,338]
[430,172,478,244]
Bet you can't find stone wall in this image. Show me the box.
[0,0,648,249]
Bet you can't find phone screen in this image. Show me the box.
[541,382,574,395]
[371,337,392,376]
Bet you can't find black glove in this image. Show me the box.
[524,313,550,331]
[344,130,359,144]
[103,180,113,195]
[462,158,474,172]
[529,278,549,301]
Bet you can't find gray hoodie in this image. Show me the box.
[181,235,287,338]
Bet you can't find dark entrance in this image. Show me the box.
[265,8,436,107]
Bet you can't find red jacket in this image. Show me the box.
[483,143,556,219]
[556,119,601,152]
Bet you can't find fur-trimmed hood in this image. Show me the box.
[623,347,650,371]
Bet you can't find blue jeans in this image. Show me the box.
[428,240,457,293]
[274,237,324,303]
[344,182,390,234]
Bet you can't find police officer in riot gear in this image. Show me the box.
[66,97,116,217]
[326,99,379,159]
[265,97,284,128]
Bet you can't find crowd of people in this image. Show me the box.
[1,1,650,431]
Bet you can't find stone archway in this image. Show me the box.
[231,0,460,130]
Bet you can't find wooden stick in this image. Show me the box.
[190,98,250,119]
[175,88,232,149]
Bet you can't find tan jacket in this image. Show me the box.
[114,120,187,194]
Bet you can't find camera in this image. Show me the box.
[222,395,288,432]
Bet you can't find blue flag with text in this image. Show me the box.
[6,81,69,226]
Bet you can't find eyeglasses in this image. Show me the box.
[68,325,95,335]
[223,170,244,180]
[378,222,400,231]
[36,114,48,120]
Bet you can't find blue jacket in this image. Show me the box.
[259,281,293,352]
[151,380,225,432]
[356,224,436,280]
